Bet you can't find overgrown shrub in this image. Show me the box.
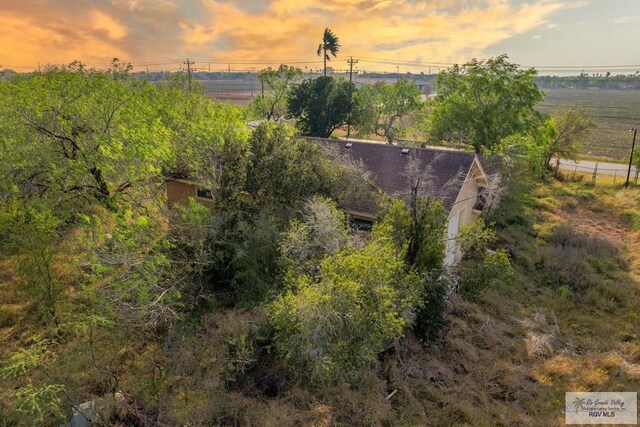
[457,218,497,261]
[413,275,450,343]
[267,223,423,385]
[377,197,447,273]
[232,214,282,306]
[535,223,628,292]
[279,196,350,275]
[0,200,64,325]
[458,250,514,300]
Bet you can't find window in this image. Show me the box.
[196,187,214,200]
[350,218,373,232]
[473,187,486,211]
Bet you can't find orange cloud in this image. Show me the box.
[91,10,129,40]
[0,0,579,71]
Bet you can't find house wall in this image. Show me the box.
[444,159,486,265]
[165,180,214,209]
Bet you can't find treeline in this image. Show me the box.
[536,74,640,90]
[5,68,640,91]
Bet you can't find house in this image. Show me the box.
[165,177,215,209]
[164,138,489,266]
[316,139,488,265]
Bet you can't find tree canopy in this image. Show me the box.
[540,106,595,168]
[428,55,544,152]
[250,64,302,122]
[353,78,423,143]
[287,76,355,138]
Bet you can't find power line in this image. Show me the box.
[4,56,640,74]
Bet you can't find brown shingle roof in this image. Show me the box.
[310,138,477,216]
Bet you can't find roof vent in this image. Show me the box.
[400,148,410,155]
[345,142,353,149]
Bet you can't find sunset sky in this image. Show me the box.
[1,0,639,74]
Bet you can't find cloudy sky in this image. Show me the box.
[1,0,639,74]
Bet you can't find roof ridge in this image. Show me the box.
[308,137,475,157]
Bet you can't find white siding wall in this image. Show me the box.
[444,159,486,265]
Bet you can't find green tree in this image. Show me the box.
[210,123,358,304]
[154,77,247,188]
[287,77,355,138]
[428,55,544,152]
[250,64,302,121]
[484,133,546,222]
[377,197,446,274]
[541,106,595,169]
[0,61,246,331]
[317,28,340,77]
[376,197,448,343]
[0,61,171,211]
[353,78,424,143]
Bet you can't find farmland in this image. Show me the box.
[537,89,640,159]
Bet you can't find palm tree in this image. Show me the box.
[572,398,587,413]
[317,28,340,77]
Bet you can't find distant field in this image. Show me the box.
[196,80,256,105]
[537,89,640,159]
[197,79,256,93]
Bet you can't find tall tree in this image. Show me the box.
[317,28,341,77]
[0,61,169,211]
[287,76,355,138]
[428,55,544,152]
[353,78,423,143]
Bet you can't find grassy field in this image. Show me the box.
[538,89,640,159]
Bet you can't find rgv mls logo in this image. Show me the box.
[566,392,637,424]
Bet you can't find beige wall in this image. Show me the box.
[445,158,487,265]
[165,180,214,209]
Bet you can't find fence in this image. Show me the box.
[556,160,639,185]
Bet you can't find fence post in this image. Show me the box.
[613,170,617,184]
[591,162,598,185]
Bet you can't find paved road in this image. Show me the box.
[556,159,638,176]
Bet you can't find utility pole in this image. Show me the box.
[625,128,637,188]
[183,59,195,92]
[347,56,358,84]
[250,67,255,97]
[346,56,359,139]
